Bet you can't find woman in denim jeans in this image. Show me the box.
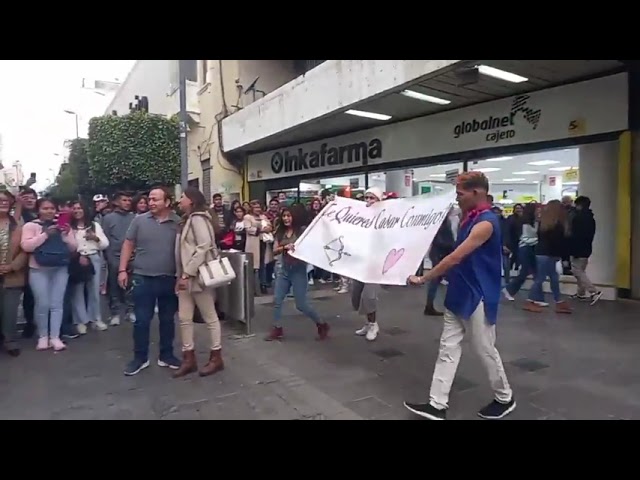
[523,200,572,314]
[70,201,110,334]
[21,198,77,351]
[264,207,330,342]
[503,203,538,301]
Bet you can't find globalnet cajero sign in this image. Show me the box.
[247,73,628,181]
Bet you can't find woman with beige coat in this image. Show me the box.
[243,200,273,295]
[173,187,224,378]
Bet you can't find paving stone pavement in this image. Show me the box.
[1,285,640,420]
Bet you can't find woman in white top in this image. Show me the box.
[70,201,109,333]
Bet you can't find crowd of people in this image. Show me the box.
[0,175,601,420]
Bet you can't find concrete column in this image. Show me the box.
[578,141,619,286]
[384,170,413,197]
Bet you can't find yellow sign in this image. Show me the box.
[568,118,586,136]
[563,168,579,183]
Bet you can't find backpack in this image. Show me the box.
[33,221,71,267]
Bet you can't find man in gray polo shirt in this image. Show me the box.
[118,187,181,376]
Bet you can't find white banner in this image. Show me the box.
[290,192,457,285]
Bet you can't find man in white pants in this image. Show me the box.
[405,172,515,420]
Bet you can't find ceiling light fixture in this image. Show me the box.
[528,160,559,166]
[345,109,391,121]
[472,167,501,173]
[400,90,451,105]
[484,156,513,162]
[429,174,446,178]
[512,170,539,175]
[477,65,528,84]
[549,166,573,172]
[502,178,526,182]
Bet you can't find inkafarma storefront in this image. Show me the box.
[247,72,627,190]
[247,72,631,299]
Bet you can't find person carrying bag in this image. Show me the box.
[174,187,228,379]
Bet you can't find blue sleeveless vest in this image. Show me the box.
[443,210,502,325]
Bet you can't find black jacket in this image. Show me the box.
[569,208,596,258]
[429,218,455,264]
[536,223,569,258]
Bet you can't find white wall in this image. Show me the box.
[225,59,462,152]
[578,141,618,286]
[105,60,174,116]
[237,60,298,109]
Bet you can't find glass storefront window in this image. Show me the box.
[470,148,579,213]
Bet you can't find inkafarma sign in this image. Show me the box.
[453,94,542,144]
[270,139,382,174]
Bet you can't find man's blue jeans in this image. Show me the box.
[131,274,178,362]
[528,255,561,303]
[272,262,321,327]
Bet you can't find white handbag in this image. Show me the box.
[189,217,236,288]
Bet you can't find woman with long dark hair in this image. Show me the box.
[503,203,538,301]
[174,187,224,378]
[69,201,109,334]
[264,207,329,341]
[21,198,77,351]
[523,200,572,314]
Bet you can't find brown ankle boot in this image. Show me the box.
[199,349,224,377]
[555,301,572,314]
[173,350,197,378]
[316,322,330,341]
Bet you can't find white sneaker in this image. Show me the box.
[128,313,136,323]
[76,324,87,335]
[308,278,315,286]
[337,287,349,294]
[502,288,515,301]
[333,285,341,291]
[319,279,327,284]
[110,315,121,326]
[355,324,371,336]
[93,320,108,331]
[365,322,379,342]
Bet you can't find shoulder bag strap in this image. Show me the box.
[188,216,216,263]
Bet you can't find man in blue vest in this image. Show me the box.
[404,171,515,420]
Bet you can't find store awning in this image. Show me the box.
[224,60,625,155]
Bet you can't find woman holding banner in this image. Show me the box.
[264,207,330,342]
[352,187,384,342]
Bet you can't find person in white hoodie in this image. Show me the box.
[69,201,110,333]
[352,187,383,341]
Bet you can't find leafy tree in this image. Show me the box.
[47,168,78,200]
[67,138,92,195]
[87,111,180,193]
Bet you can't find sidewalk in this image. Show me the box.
[1,286,639,420]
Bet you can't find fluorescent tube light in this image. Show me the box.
[484,156,513,162]
[345,109,391,121]
[528,160,559,166]
[478,65,528,84]
[400,90,451,105]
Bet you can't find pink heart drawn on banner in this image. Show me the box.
[382,248,405,275]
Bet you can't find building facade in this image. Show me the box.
[217,60,639,300]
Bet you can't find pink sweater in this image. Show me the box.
[20,222,78,268]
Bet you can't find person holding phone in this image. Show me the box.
[20,198,77,351]
[70,201,110,334]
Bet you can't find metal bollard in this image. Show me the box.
[219,252,255,334]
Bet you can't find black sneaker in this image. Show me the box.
[404,401,447,420]
[61,329,80,340]
[478,398,516,419]
[590,291,603,306]
[124,359,150,376]
[157,356,181,370]
[570,294,589,300]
